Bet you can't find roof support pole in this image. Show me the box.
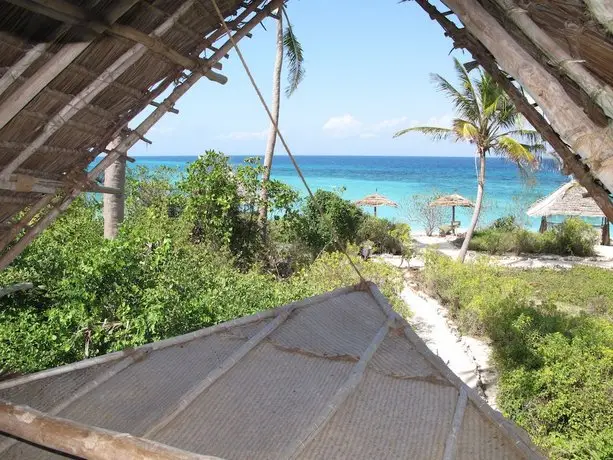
[491,0,613,120]
[0,0,226,179]
[0,400,215,460]
[0,0,281,269]
[281,318,394,459]
[412,0,613,221]
[0,0,140,131]
[439,0,613,192]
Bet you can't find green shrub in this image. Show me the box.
[542,218,598,257]
[468,218,598,257]
[422,252,613,458]
[294,190,365,255]
[356,216,406,254]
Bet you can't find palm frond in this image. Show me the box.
[453,58,481,119]
[500,129,543,146]
[494,136,543,166]
[282,8,305,97]
[394,126,457,141]
[453,119,479,141]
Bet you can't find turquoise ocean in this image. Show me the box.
[131,155,570,231]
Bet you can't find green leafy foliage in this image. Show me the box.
[468,217,599,256]
[422,252,613,458]
[0,151,406,376]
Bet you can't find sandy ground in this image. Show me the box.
[379,234,612,408]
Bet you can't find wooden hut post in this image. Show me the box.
[602,218,610,246]
[539,216,547,233]
[103,138,126,239]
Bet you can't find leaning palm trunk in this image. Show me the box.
[103,154,126,239]
[258,12,283,234]
[457,151,486,262]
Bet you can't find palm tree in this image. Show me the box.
[394,59,545,262]
[258,5,305,236]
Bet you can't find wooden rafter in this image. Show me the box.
[0,0,140,132]
[412,0,613,221]
[439,0,613,191]
[7,0,227,77]
[0,173,121,195]
[0,0,224,179]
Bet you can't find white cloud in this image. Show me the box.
[322,114,363,138]
[322,113,454,140]
[218,129,268,140]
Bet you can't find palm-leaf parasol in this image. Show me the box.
[354,193,398,217]
[430,194,474,233]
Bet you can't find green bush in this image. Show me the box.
[293,190,365,255]
[422,251,613,458]
[468,217,598,257]
[356,216,408,254]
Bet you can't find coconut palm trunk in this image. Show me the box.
[103,153,126,239]
[258,13,283,233]
[457,150,486,262]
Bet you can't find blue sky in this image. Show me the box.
[131,0,474,157]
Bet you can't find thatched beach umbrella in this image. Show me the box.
[527,181,610,244]
[354,193,398,217]
[430,194,474,234]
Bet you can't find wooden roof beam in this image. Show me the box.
[0,173,121,195]
[0,400,214,460]
[7,0,227,80]
[437,0,613,191]
[0,0,139,132]
[492,0,613,121]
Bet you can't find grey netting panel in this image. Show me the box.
[0,361,117,411]
[2,332,247,459]
[268,291,386,358]
[368,328,445,379]
[298,370,458,460]
[153,342,354,459]
[1,439,72,460]
[456,402,527,460]
[55,332,246,435]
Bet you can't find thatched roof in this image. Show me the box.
[354,193,398,208]
[527,180,606,218]
[430,194,474,208]
[0,284,544,459]
[0,0,281,268]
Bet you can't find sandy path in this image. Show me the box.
[381,255,498,407]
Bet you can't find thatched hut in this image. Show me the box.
[527,180,610,244]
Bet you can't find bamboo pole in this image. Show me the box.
[0,400,219,459]
[439,0,613,191]
[283,317,394,459]
[0,282,33,298]
[492,0,613,121]
[0,0,282,269]
[442,388,468,460]
[0,0,139,131]
[413,0,613,221]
